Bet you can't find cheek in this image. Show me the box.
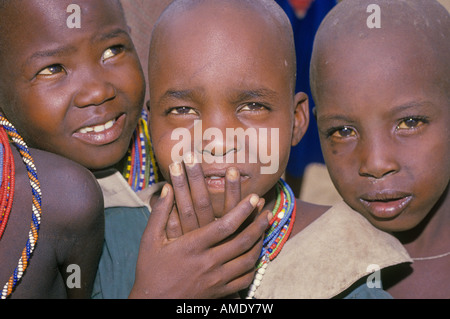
[151,128,179,180]
[116,64,145,100]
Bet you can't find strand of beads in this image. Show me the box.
[123,109,158,192]
[0,127,15,239]
[0,116,42,299]
[247,179,296,299]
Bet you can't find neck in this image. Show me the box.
[394,184,450,258]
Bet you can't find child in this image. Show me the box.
[144,0,411,299]
[0,0,268,299]
[0,121,103,298]
[310,0,450,298]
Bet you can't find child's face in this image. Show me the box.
[316,34,450,232]
[149,5,306,217]
[0,0,145,170]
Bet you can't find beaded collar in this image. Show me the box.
[247,178,296,299]
[122,109,159,192]
[0,116,42,299]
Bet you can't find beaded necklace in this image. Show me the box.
[246,178,296,299]
[0,127,15,240]
[123,109,159,192]
[0,116,42,299]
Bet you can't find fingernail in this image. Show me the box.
[226,167,238,181]
[267,211,273,222]
[169,162,182,176]
[160,184,169,198]
[183,152,195,167]
[250,194,259,207]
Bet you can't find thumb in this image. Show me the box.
[142,183,174,243]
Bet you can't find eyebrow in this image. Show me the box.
[389,100,435,115]
[24,28,129,67]
[161,89,198,102]
[231,88,278,104]
[25,45,77,66]
[91,28,130,44]
[317,100,436,124]
[316,113,356,124]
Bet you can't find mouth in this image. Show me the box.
[72,114,126,146]
[78,119,116,134]
[359,191,413,219]
[204,171,249,192]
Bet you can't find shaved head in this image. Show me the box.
[310,0,450,105]
[149,0,297,92]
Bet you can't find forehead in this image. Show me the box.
[0,0,125,55]
[149,3,292,96]
[315,31,448,116]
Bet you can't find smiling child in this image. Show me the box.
[311,0,449,298]
[0,0,269,299]
[0,1,105,298]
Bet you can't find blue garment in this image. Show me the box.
[343,282,393,299]
[91,206,150,299]
[276,0,337,177]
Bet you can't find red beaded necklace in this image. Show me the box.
[0,126,15,239]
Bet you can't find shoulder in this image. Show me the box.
[27,148,104,233]
[291,199,330,237]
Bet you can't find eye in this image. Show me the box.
[239,102,268,112]
[396,117,428,130]
[168,106,197,115]
[37,64,65,76]
[329,126,356,138]
[102,45,125,61]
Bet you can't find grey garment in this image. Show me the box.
[91,206,150,299]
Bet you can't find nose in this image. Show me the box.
[358,134,400,179]
[193,115,242,159]
[73,67,116,107]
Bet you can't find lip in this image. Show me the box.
[359,191,413,219]
[203,169,250,193]
[72,113,126,146]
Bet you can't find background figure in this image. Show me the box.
[276,0,336,198]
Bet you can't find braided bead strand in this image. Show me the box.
[0,116,42,299]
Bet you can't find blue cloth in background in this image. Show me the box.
[276,0,337,178]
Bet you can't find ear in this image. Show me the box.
[291,92,309,147]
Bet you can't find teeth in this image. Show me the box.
[79,119,115,134]
[209,176,223,180]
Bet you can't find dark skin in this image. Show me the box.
[0,147,103,298]
[0,0,274,298]
[138,0,329,298]
[312,0,449,298]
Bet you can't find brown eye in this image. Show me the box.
[240,102,266,111]
[397,117,425,130]
[38,65,65,76]
[169,106,197,115]
[331,127,356,138]
[102,45,125,61]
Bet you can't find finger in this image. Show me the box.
[169,162,199,233]
[212,207,270,264]
[220,235,265,294]
[142,183,175,242]
[195,194,261,248]
[166,205,183,240]
[223,167,241,213]
[183,153,214,227]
